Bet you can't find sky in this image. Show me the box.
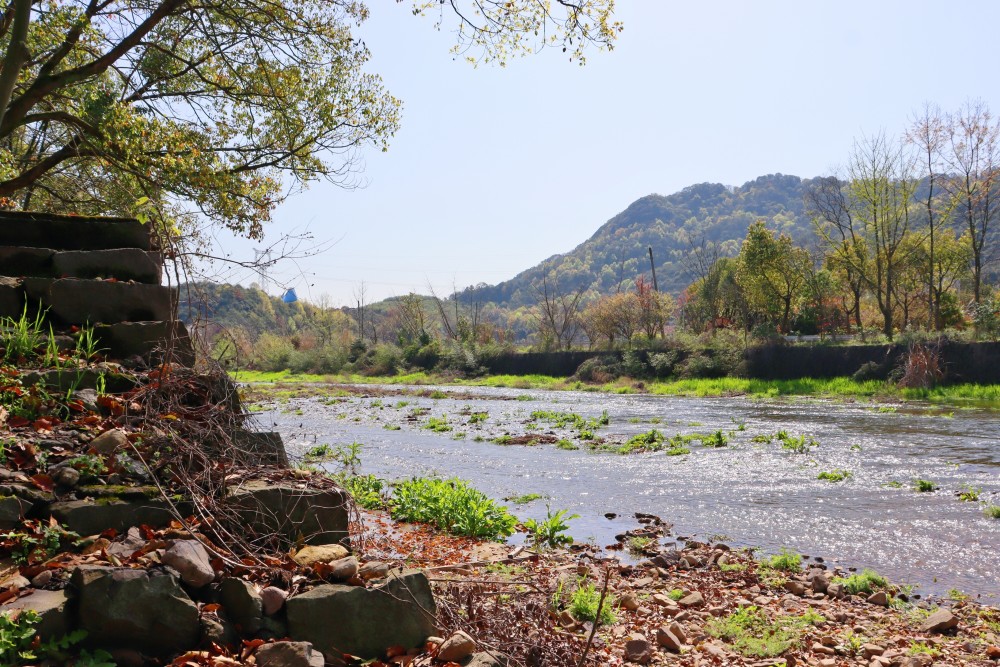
[208,1,1000,306]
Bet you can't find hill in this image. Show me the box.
[458,173,816,306]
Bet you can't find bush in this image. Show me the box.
[574,356,621,383]
[647,350,679,376]
[852,360,887,383]
[568,581,616,625]
[390,477,517,540]
[833,568,887,595]
[677,353,720,379]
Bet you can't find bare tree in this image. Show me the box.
[532,275,586,351]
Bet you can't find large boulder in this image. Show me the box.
[255,641,325,667]
[71,566,199,655]
[226,480,349,547]
[286,570,436,661]
[22,277,175,325]
[0,494,32,530]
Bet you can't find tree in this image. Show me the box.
[735,220,809,333]
[0,1,619,236]
[809,133,920,338]
[940,99,1000,304]
[532,275,585,351]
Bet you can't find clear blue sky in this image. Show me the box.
[212,1,1000,305]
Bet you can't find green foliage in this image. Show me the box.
[705,606,819,658]
[957,484,981,502]
[700,430,729,448]
[468,411,489,424]
[424,416,452,432]
[0,610,113,666]
[912,479,937,492]
[64,455,107,480]
[390,477,516,540]
[760,549,802,573]
[505,493,544,505]
[667,588,685,601]
[337,474,386,510]
[817,469,851,482]
[833,568,888,595]
[907,642,941,657]
[1,305,46,363]
[568,581,616,625]
[626,536,654,554]
[305,443,333,459]
[618,429,665,454]
[555,439,579,450]
[523,507,578,549]
[984,504,1000,519]
[0,519,79,565]
[774,431,818,453]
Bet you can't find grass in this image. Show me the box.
[626,536,654,554]
[568,581,616,625]
[912,478,937,492]
[833,568,888,595]
[424,416,452,432]
[760,549,802,573]
[1,305,46,362]
[305,443,333,459]
[984,504,1000,519]
[505,492,544,504]
[233,369,1000,408]
[555,439,579,450]
[706,606,822,658]
[667,588,685,601]
[817,469,851,482]
[616,429,665,454]
[957,484,981,502]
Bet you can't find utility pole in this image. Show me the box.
[647,246,659,292]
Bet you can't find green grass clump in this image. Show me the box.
[424,416,452,432]
[617,429,665,454]
[555,439,579,450]
[383,424,401,431]
[505,492,544,505]
[817,469,851,482]
[913,478,937,492]
[305,443,333,459]
[957,484,981,502]
[524,507,578,549]
[760,549,802,573]
[428,390,448,399]
[468,411,489,424]
[777,432,818,453]
[833,568,888,595]
[705,606,820,658]
[667,588,685,601]
[984,504,1000,519]
[337,474,385,509]
[568,582,616,625]
[1,305,46,362]
[699,430,729,448]
[390,477,516,540]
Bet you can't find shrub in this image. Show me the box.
[760,549,802,573]
[574,356,621,383]
[677,353,720,379]
[912,479,937,493]
[337,474,385,510]
[833,568,887,595]
[568,581,616,625]
[817,469,851,483]
[898,342,944,389]
[523,507,578,549]
[390,477,516,540]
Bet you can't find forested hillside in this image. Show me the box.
[460,174,815,306]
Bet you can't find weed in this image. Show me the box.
[850,444,863,452]
[73,324,102,364]
[0,519,79,565]
[618,429,665,454]
[472,435,485,442]
[817,469,851,482]
[333,441,363,474]
[776,432,818,453]
[1,305,46,362]
[468,411,489,424]
[337,473,385,510]
[424,416,452,432]
[0,610,114,665]
[523,507,579,549]
[505,493,544,505]
[370,399,383,408]
[665,443,691,456]
[394,400,410,408]
[568,581,616,625]
[912,478,937,492]
[65,454,107,480]
[705,606,814,658]
[885,480,904,489]
[555,439,579,450]
[875,406,898,413]
[428,390,448,399]
[761,549,802,573]
[833,568,888,595]
[667,588,685,601]
[494,434,513,445]
[578,429,595,440]
[515,394,534,401]
[983,504,1000,519]
[390,477,516,540]
[305,443,333,459]
[451,432,466,440]
[383,424,401,431]
[731,417,747,431]
[906,642,941,657]
[719,562,747,572]
[628,417,642,424]
[700,430,729,448]
[947,588,970,602]
[626,536,654,554]
[485,562,527,577]
[957,484,981,502]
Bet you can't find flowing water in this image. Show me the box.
[258,384,1000,600]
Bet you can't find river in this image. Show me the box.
[256,384,1000,600]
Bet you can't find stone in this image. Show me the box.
[50,464,81,488]
[0,589,70,640]
[292,544,350,567]
[74,388,100,412]
[71,566,199,655]
[255,641,325,667]
[260,615,288,641]
[52,248,161,284]
[438,631,477,662]
[327,556,359,582]
[867,591,889,607]
[623,633,652,664]
[920,608,958,634]
[655,623,686,652]
[22,277,175,325]
[94,320,195,367]
[286,569,436,661]
[201,616,239,647]
[678,591,704,608]
[464,653,506,667]
[0,212,152,251]
[105,526,147,559]
[226,430,288,467]
[30,569,53,587]
[862,644,886,659]
[91,428,129,455]
[261,586,288,616]
[227,480,350,547]
[162,539,216,588]
[784,580,808,596]
[0,494,32,529]
[826,582,845,599]
[358,560,391,580]
[220,577,263,634]
[620,593,640,611]
[50,497,181,536]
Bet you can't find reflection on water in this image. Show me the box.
[263,385,1000,599]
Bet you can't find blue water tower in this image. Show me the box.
[281,288,298,303]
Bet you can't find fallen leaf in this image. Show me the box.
[29,474,54,492]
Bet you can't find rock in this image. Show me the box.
[985,645,1000,660]
[30,569,53,587]
[91,428,129,455]
[655,623,686,652]
[358,560,391,580]
[0,495,32,529]
[867,591,889,607]
[162,539,216,588]
[678,591,704,608]
[784,580,808,596]
[71,566,199,655]
[464,652,507,667]
[292,544,350,567]
[650,593,676,608]
[862,644,886,659]
[438,631,477,662]
[286,569,436,661]
[261,586,289,616]
[0,589,70,640]
[920,608,958,634]
[50,497,183,536]
[50,464,81,488]
[255,641,325,667]
[227,480,350,547]
[74,388,100,412]
[260,615,288,641]
[620,593,640,611]
[623,633,652,664]
[826,582,845,599]
[327,556,359,582]
[200,615,239,647]
[107,648,145,667]
[220,577,263,634]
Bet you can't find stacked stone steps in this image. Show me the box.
[0,210,193,365]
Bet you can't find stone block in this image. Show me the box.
[0,212,151,251]
[50,496,186,536]
[52,248,161,284]
[22,278,175,325]
[226,480,349,547]
[94,320,196,366]
[0,589,70,640]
